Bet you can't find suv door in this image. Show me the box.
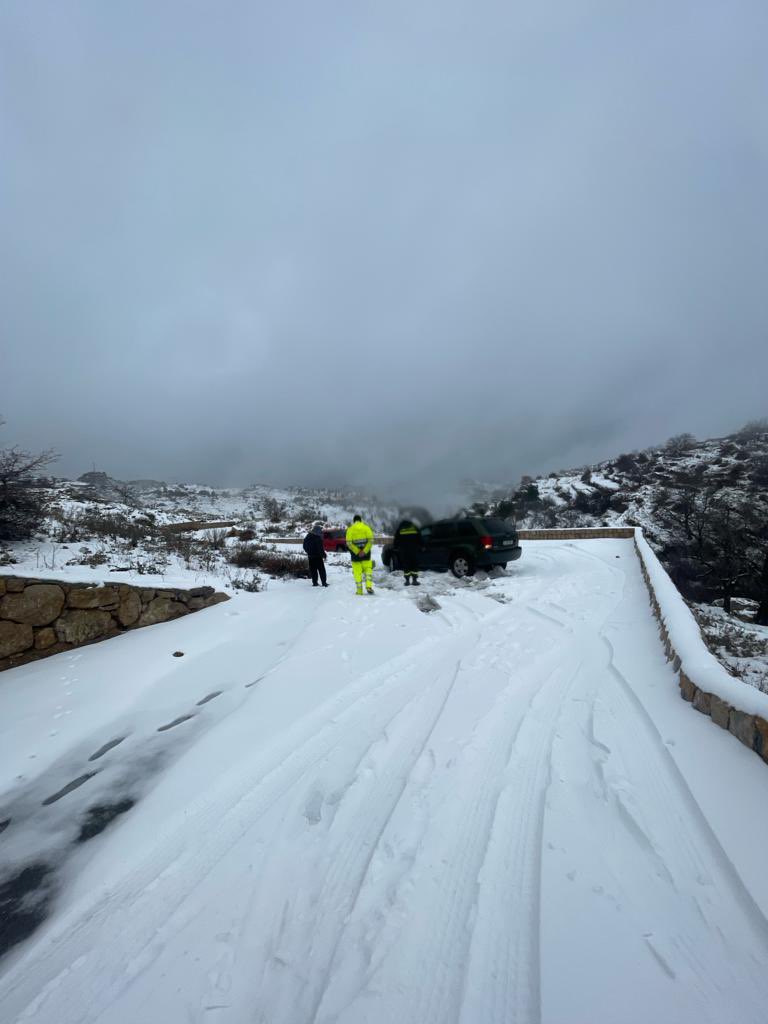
[421,521,458,569]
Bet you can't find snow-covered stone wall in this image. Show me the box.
[518,528,635,540]
[0,576,229,672]
[633,531,768,766]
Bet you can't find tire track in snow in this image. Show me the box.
[198,650,465,1023]
[302,659,465,1024]
[456,658,584,1024]
[310,627,586,1024]
[599,634,768,956]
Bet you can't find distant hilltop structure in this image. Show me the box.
[77,470,113,488]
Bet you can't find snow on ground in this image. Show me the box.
[1,541,768,1023]
[690,602,768,695]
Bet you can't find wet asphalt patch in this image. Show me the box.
[0,862,56,960]
[77,799,136,843]
[0,681,229,963]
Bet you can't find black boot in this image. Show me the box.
[404,576,410,586]
[412,576,421,586]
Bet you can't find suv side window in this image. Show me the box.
[457,521,477,537]
[432,522,457,540]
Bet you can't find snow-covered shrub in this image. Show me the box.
[227,543,306,578]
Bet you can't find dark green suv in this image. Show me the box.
[383,516,521,578]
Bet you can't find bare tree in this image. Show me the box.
[113,482,141,508]
[0,418,59,540]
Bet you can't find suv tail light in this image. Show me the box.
[479,535,493,549]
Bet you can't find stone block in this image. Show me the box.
[188,586,214,599]
[139,589,156,603]
[709,695,731,730]
[754,717,768,764]
[729,709,757,750]
[204,593,230,607]
[55,609,114,645]
[0,578,5,596]
[187,597,206,610]
[692,689,712,716]
[117,591,141,627]
[6,578,27,592]
[138,597,188,627]
[34,627,57,650]
[0,620,34,658]
[67,586,119,609]
[0,584,65,626]
[679,674,697,702]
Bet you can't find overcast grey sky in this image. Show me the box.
[2,0,767,500]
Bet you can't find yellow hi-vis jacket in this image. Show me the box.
[346,520,374,561]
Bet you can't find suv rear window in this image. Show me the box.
[477,518,515,535]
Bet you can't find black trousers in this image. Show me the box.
[308,556,327,586]
[398,549,419,576]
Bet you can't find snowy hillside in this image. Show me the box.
[1,475,399,595]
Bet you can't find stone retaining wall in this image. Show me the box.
[632,534,768,767]
[518,528,635,540]
[0,576,230,672]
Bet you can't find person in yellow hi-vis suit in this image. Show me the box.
[346,514,374,595]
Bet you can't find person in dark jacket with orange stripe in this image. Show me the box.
[394,519,420,585]
[303,522,328,587]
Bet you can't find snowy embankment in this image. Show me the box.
[635,530,768,721]
[1,541,768,1024]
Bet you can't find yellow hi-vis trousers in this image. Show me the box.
[352,559,373,593]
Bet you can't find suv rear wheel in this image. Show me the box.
[450,551,475,578]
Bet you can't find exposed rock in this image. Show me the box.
[187,597,206,611]
[139,589,156,603]
[67,586,119,610]
[34,628,57,650]
[55,610,114,645]
[728,709,757,749]
[5,578,27,593]
[679,674,697,702]
[692,689,712,716]
[0,621,34,658]
[754,717,768,764]
[204,593,230,607]
[188,586,214,599]
[0,579,5,596]
[137,597,188,627]
[116,591,141,627]
[709,695,731,730]
[0,584,66,626]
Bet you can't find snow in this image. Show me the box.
[1,540,768,1023]
[635,530,768,719]
[2,554,234,594]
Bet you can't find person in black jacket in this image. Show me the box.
[394,519,421,586]
[302,522,328,587]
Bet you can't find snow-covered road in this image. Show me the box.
[1,540,767,1023]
